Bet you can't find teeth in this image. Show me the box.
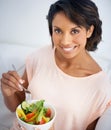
[62,47,74,52]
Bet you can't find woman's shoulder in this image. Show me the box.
[92,70,111,89]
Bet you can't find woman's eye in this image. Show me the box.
[54,29,62,34]
[71,29,79,34]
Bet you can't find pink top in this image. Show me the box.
[26,45,111,130]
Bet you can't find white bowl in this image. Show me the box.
[16,100,56,130]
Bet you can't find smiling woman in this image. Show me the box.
[52,12,94,60]
[0,0,111,130]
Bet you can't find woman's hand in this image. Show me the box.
[1,70,27,112]
[1,70,24,96]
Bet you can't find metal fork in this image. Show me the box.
[12,64,31,100]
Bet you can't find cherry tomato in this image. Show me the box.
[45,108,51,117]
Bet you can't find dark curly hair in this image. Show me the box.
[47,0,102,51]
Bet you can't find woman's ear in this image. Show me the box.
[86,25,94,38]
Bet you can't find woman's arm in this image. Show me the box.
[86,118,99,130]
[1,69,28,112]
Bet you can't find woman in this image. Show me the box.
[1,0,111,130]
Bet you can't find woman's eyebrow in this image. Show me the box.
[53,24,81,28]
[72,26,82,29]
[53,26,60,28]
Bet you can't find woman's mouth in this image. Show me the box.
[62,46,77,52]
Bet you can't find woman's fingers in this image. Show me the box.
[1,70,25,96]
[7,71,23,85]
[8,71,22,82]
[10,119,27,130]
[49,123,54,130]
[8,71,25,89]
[2,72,21,91]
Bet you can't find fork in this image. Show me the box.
[12,64,31,100]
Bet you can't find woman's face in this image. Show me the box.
[52,12,93,59]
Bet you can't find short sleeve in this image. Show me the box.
[26,54,34,82]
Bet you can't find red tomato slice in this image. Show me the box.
[45,108,51,117]
[26,112,35,119]
[39,117,46,124]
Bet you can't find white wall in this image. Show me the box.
[0,0,56,47]
[93,0,111,59]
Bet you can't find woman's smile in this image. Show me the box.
[61,45,78,52]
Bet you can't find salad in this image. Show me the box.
[16,100,52,125]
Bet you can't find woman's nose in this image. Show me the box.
[61,33,72,45]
